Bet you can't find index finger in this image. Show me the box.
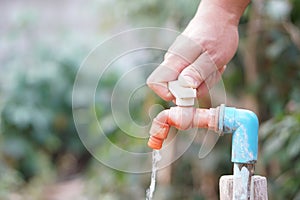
[147,34,204,101]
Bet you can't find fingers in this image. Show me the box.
[167,34,203,65]
[197,65,226,98]
[179,51,219,88]
[179,52,227,97]
[147,35,203,101]
[147,35,227,101]
[146,64,179,101]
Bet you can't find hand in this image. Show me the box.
[147,0,250,101]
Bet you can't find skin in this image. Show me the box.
[147,0,251,101]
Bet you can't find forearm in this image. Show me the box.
[197,0,250,25]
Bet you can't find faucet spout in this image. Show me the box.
[147,110,170,150]
[148,106,219,149]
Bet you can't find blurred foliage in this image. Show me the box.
[260,112,300,200]
[0,0,300,199]
[97,0,200,29]
[0,46,89,180]
[82,159,148,200]
[227,0,300,120]
[0,161,23,199]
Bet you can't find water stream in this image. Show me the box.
[146,150,161,200]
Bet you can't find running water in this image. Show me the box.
[146,150,161,200]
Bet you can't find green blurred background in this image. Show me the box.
[1,0,300,199]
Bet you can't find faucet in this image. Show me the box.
[147,79,259,199]
[147,80,219,150]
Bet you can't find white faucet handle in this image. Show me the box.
[168,80,196,106]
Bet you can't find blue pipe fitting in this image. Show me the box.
[218,104,259,164]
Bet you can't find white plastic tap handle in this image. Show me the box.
[168,80,196,106]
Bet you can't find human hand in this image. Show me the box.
[147,0,250,101]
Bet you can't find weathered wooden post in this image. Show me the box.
[220,175,268,200]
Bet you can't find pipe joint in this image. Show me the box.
[218,104,259,164]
